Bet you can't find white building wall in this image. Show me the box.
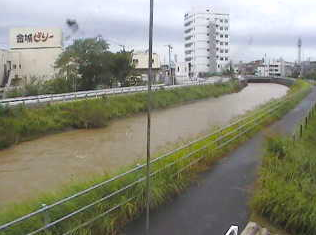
[214,13,230,72]
[175,62,190,84]
[184,7,230,77]
[5,28,63,86]
[0,50,6,86]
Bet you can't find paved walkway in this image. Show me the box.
[123,88,316,235]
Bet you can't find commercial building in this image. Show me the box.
[1,28,63,87]
[184,6,230,77]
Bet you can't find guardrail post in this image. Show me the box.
[305,116,308,127]
[41,204,50,234]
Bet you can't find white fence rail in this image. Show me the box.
[0,78,230,107]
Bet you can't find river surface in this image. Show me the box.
[0,83,288,207]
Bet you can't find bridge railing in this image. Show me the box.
[0,81,304,235]
[0,79,227,107]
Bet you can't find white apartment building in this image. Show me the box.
[184,7,230,77]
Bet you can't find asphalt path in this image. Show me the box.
[123,87,316,235]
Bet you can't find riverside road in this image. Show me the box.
[123,87,316,235]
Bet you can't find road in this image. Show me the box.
[123,87,316,235]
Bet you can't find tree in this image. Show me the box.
[55,37,113,90]
[55,37,135,90]
[110,51,135,87]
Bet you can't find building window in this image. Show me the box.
[207,41,210,43]
[218,64,220,68]
[220,49,224,53]
[225,42,228,45]
[225,19,228,23]
[13,64,17,69]
[207,26,209,28]
[207,49,210,51]
[225,27,229,30]
[206,9,210,12]
[220,34,223,38]
[225,35,228,38]
[216,48,219,51]
[220,19,223,23]
[220,27,223,30]
[220,42,223,45]
[225,57,229,61]
[225,49,229,53]
[207,56,210,59]
[207,33,210,36]
[216,56,219,59]
[220,57,224,61]
[133,59,139,64]
[207,18,209,20]
[207,64,210,67]
[216,24,219,28]
[19,64,22,69]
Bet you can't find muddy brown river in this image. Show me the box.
[0,83,288,207]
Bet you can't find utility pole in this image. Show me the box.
[146,0,154,234]
[165,44,173,85]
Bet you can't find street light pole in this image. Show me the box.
[146,0,154,234]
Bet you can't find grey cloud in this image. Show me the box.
[1,0,316,62]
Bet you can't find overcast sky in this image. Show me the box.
[1,0,316,63]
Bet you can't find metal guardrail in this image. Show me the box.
[0,85,302,235]
[0,79,229,107]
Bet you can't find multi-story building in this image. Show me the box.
[184,6,230,77]
[1,28,63,88]
[256,59,294,77]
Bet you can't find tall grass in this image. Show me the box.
[0,80,311,235]
[252,105,316,235]
[0,81,245,150]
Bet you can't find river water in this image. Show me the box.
[0,83,288,207]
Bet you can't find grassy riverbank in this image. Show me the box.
[0,81,245,150]
[0,80,311,235]
[252,104,316,235]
